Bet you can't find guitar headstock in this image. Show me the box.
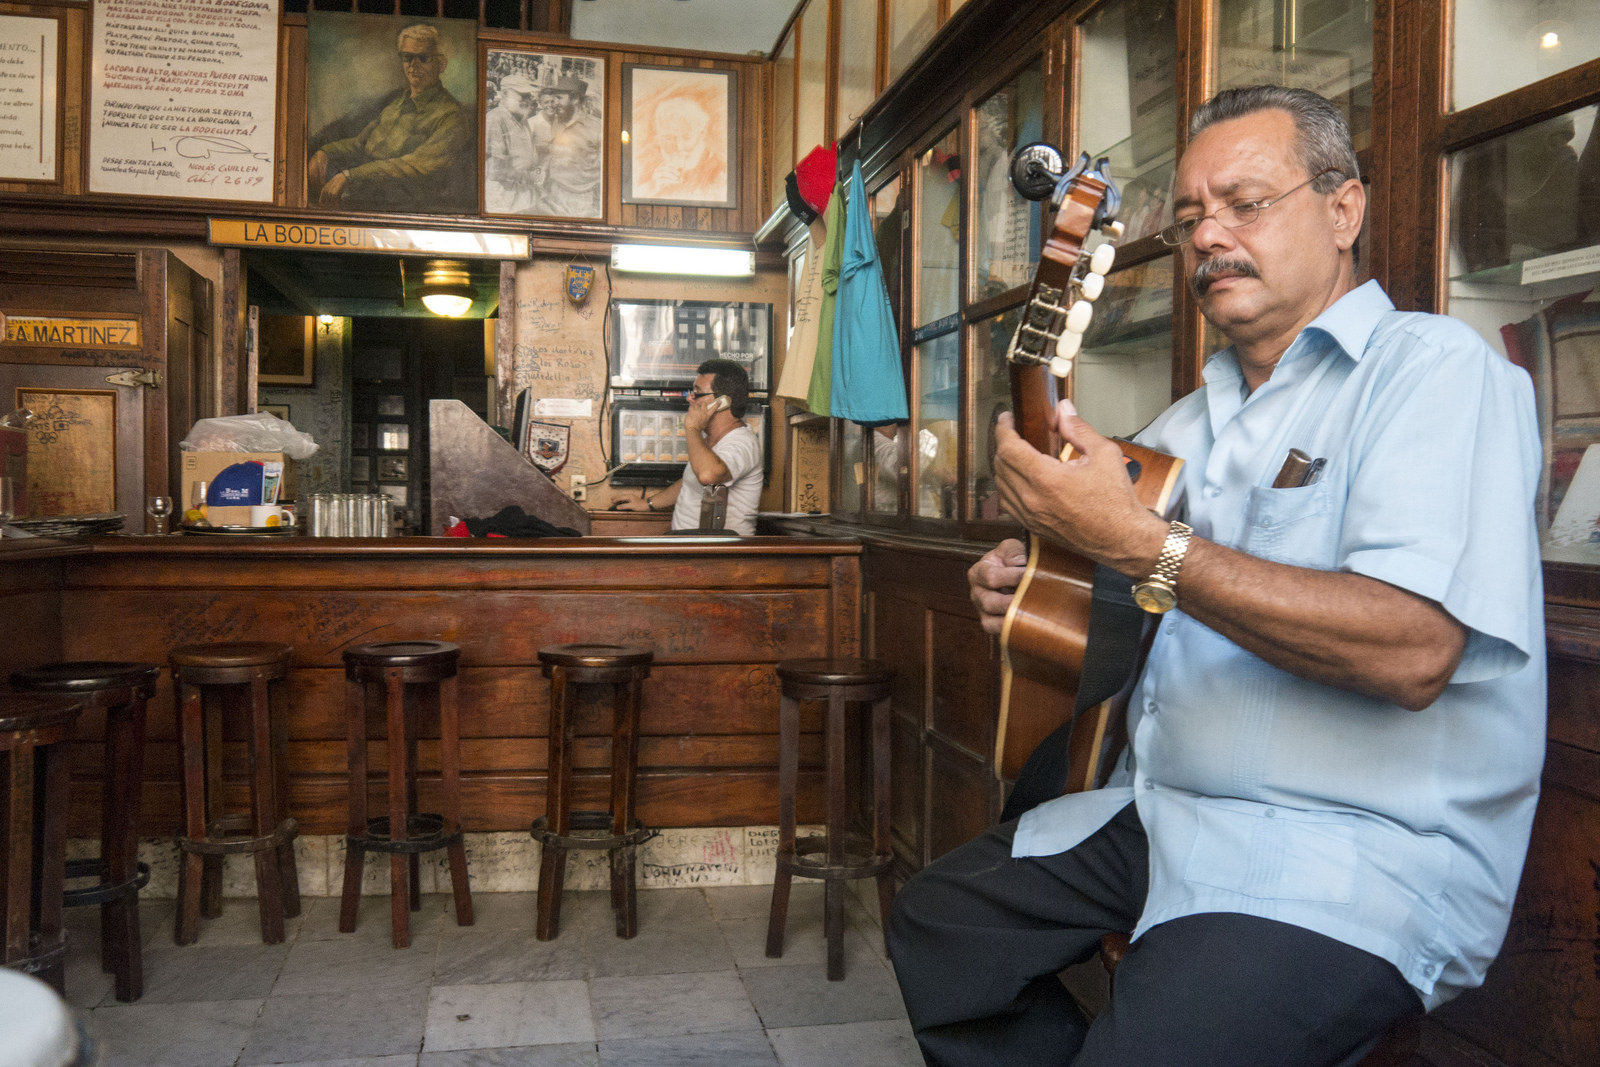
[1006,149,1124,381]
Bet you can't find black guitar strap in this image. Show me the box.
[1000,563,1148,823]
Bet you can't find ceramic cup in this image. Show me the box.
[249,504,295,528]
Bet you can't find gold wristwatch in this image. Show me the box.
[1132,520,1193,614]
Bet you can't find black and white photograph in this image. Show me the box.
[485,49,604,219]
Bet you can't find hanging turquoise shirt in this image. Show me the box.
[806,182,845,416]
[830,161,908,423]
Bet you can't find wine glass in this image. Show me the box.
[146,495,173,535]
[0,477,14,537]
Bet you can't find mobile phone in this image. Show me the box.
[709,396,731,413]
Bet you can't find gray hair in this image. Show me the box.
[1190,85,1359,194]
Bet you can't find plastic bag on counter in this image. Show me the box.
[180,412,319,459]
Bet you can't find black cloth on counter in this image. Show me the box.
[462,505,582,538]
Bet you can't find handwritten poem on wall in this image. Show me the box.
[88,0,277,201]
[0,16,57,181]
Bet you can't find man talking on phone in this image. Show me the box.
[651,358,763,535]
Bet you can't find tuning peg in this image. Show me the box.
[1079,272,1105,301]
[1105,220,1125,239]
[1050,355,1075,378]
[1065,300,1094,335]
[1054,329,1082,361]
[1090,244,1116,275]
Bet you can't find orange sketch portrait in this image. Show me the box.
[625,66,735,207]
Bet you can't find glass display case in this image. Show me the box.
[913,329,959,518]
[969,305,1023,520]
[836,0,879,139]
[973,63,1044,302]
[889,0,939,85]
[797,1,828,160]
[1079,0,1179,243]
[1452,0,1599,112]
[918,128,962,328]
[1215,0,1373,149]
[871,172,909,516]
[772,32,796,214]
[1446,103,1600,564]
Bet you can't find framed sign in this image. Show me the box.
[621,65,737,208]
[258,316,314,386]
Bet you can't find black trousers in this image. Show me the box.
[886,805,1422,1067]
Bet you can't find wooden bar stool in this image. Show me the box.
[11,662,158,1002]
[765,657,895,981]
[1,693,82,994]
[169,642,300,946]
[339,641,472,948]
[531,643,653,941]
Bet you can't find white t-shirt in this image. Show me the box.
[670,423,763,535]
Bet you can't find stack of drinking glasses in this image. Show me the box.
[305,492,395,537]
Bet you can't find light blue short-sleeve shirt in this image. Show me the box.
[1011,281,1546,1009]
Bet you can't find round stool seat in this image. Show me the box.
[538,643,653,671]
[0,694,83,735]
[12,662,160,694]
[344,640,459,669]
[170,642,291,670]
[776,657,894,688]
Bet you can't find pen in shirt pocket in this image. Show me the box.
[1272,448,1327,488]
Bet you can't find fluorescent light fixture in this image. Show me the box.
[611,243,755,277]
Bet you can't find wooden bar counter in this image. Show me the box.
[0,535,864,839]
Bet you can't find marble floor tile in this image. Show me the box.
[719,913,879,972]
[740,956,910,1030]
[588,971,760,1041]
[297,893,455,944]
[275,933,441,996]
[433,928,586,985]
[241,987,429,1064]
[577,890,734,978]
[438,892,540,935]
[596,1028,779,1066]
[766,1019,923,1067]
[704,883,821,922]
[63,943,117,1009]
[90,997,262,1067]
[133,942,291,1003]
[241,1058,418,1067]
[422,980,594,1052]
[419,1046,599,1067]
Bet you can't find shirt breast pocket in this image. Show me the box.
[1185,798,1357,904]
[1237,481,1336,567]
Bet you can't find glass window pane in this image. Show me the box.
[970,306,1023,520]
[975,63,1045,302]
[773,33,796,215]
[1073,258,1174,438]
[1454,1,1600,111]
[1446,103,1600,563]
[797,2,827,160]
[918,128,962,326]
[837,0,878,139]
[1079,0,1180,243]
[874,173,907,330]
[1214,0,1373,152]
[869,424,903,513]
[889,0,939,84]
[839,422,863,513]
[914,330,960,519]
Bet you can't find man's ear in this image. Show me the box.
[1331,177,1365,252]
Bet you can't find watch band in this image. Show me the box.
[1150,520,1193,588]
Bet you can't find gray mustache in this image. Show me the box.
[1190,258,1260,296]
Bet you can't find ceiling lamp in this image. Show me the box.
[419,260,477,317]
[611,243,755,277]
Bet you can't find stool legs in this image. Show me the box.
[269,669,301,922]
[536,667,574,942]
[250,672,286,945]
[764,689,800,961]
[341,666,472,948]
[823,684,848,981]
[175,679,209,946]
[101,697,147,1000]
[2,735,71,992]
[870,693,894,936]
[608,670,643,939]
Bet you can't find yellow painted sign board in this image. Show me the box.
[3,315,141,349]
[208,218,529,259]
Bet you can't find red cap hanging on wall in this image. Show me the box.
[785,142,839,224]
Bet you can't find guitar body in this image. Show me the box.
[990,160,1184,787]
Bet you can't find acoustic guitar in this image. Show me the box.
[994,151,1184,789]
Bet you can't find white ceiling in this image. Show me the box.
[569,0,797,57]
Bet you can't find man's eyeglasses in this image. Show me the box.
[1157,168,1346,247]
[687,390,715,399]
[399,51,438,66]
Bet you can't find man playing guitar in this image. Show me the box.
[888,85,1545,1067]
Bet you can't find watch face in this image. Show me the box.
[1133,580,1176,614]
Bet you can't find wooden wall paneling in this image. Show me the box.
[62,2,83,196]
[1167,0,1208,398]
[0,549,66,681]
[869,585,928,867]
[495,259,516,425]
[220,249,245,415]
[926,594,995,760]
[926,734,995,861]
